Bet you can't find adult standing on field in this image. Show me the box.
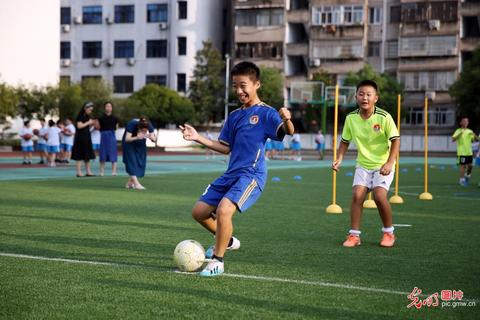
[452,117,479,186]
[122,117,156,190]
[98,102,119,176]
[72,102,96,177]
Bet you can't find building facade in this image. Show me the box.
[60,0,226,96]
[234,0,479,133]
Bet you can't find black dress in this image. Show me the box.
[71,114,95,161]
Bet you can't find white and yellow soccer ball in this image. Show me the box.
[173,240,206,272]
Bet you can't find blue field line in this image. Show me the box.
[0,155,456,181]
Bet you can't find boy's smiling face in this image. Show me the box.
[232,75,260,106]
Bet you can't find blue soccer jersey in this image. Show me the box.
[218,102,285,189]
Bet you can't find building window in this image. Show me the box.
[82,76,102,82]
[235,42,283,59]
[389,6,401,23]
[386,40,398,58]
[115,5,135,23]
[61,7,71,25]
[236,8,284,26]
[83,6,103,24]
[368,42,381,57]
[60,76,71,85]
[114,76,134,93]
[369,7,381,25]
[430,1,457,22]
[61,42,71,59]
[82,41,102,59]
[146,75,167,86]
[178,1,187,20]
[114,41,134,58]
[178,37,187,55]
[401,3,428,23]
[399,71,456,91]
[147,3,168,22]
[312,6,363,25]
[147,40,167,58]
[405,107,454,126]
[177,73,186,92]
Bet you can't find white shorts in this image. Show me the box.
[352,166,394,191]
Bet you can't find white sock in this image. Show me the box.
[382,226,394,234]
[349,229,361,236]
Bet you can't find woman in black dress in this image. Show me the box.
[71,102,96,177]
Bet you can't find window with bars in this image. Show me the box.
[235,42,283,59]
[115,5,135,23]
[83,6,102,24]
[147,40,167,58]
[312,6,363,25]
[114,76,134,93]
[236,8,284,26]
[114,41,134,58]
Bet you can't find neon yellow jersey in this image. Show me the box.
[452,128,475,156]
[341,107,400,170]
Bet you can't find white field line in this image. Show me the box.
[393,224,412,227]
[2,251,478,303]
[397,191,480,201]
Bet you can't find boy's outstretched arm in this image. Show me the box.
[180,124,230,155]
[332,141,349,172]
[279,108,294,135]
[380,138,400,176]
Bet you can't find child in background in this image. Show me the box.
[452,117,479,186]
[57,120,65,163]
[90,120,101,159]
[290,133,302,161]
[315,130,325,160]
[61,118,76,163]
[36,119,48,164]
[46,120,62,167]
[20,120,34,165]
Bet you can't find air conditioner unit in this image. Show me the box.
[159,22,168,30]
[61,59,71,67]
[92,59,101,67]
[106,58,114,66]
[428,20,440,30]
[425,91,436,101]
[106,16,114,24]
[310,58,321,67]
[127,58,135,66]
[61,24,70,33]
[74,16,82,24]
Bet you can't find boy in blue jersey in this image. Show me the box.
[180,61,294,276]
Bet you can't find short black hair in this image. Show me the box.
[356,80,378,92]
[231,61,260,82]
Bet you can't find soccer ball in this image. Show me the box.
[173,240,205,272]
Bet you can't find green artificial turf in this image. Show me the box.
[0,164,478,319]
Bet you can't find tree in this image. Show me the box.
[258,66,284,108]
[189,41,225,123]
[127,84,195,127]
[343,64,403,119]
[57,82,83,120]
[0,82,18,120]
[80,78,113,117]
[449,47,480,129]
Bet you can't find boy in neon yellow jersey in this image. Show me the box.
[332,80,400,247]
[452,117,479,186]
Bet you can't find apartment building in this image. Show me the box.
[239,0,478,133]
[60,0,226,96]
[233,0,286,70]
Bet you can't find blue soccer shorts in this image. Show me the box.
[22,146,34,152]
[199,175,262,213]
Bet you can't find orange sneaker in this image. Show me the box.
[343,234,361,247]
[380,232,396,247]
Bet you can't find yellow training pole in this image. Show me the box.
[326,85,342,214]
[390,94,404,204]
[363,192,377,208]
[419,96,433,200]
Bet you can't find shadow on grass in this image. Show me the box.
[94,278,382,319]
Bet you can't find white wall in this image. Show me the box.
[61,0,224,93]
[0,0,60,86]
